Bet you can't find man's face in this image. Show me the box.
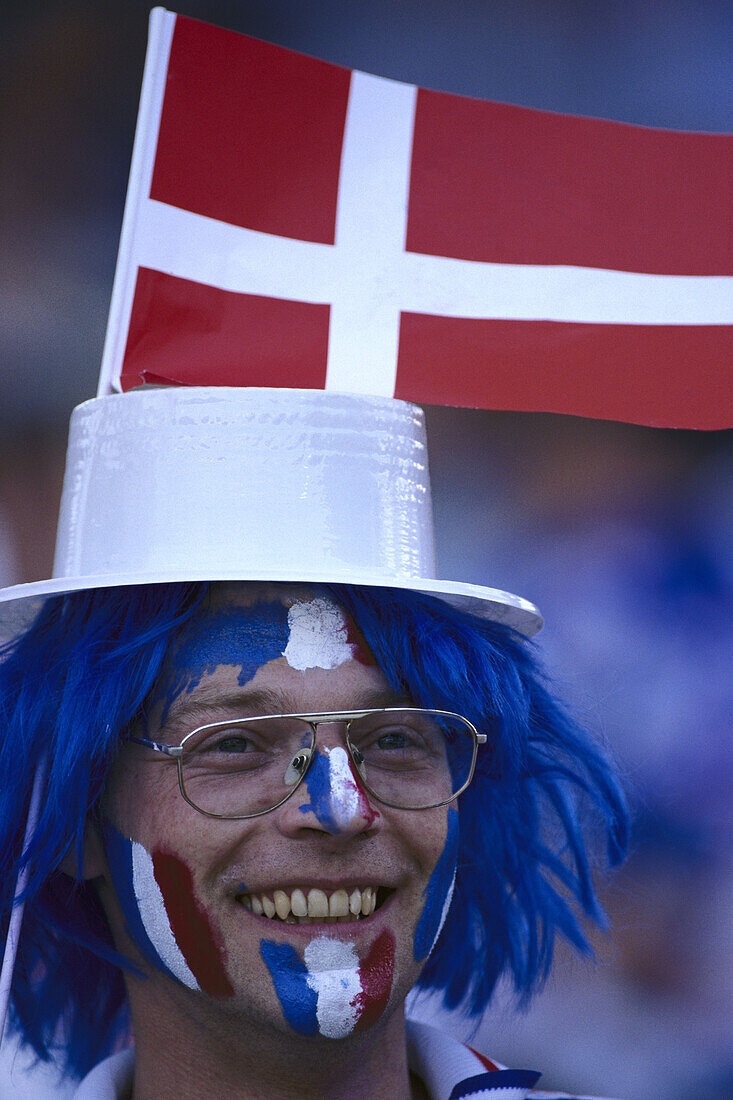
[100,584,458,1040]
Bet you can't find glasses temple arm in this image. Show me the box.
[128,734,182,758]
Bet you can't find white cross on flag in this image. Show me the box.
[99,8,733,428]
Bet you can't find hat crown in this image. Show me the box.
[54,388,436,586]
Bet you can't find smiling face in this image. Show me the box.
[99,583,457,1044]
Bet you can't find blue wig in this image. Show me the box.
[0,581,627,1078]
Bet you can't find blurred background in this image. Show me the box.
[1,2,731,1097]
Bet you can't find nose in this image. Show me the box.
[279,743,379,837]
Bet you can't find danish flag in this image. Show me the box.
[99,8,733,428]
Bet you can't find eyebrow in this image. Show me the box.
[165,687,287,726]
[163,685,413,727]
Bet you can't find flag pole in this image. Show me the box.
[0,755,48,1045]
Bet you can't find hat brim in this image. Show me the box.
[0,569,542,638]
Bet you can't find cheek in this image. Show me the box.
[260,931,395,1038]
[413,806,460,962]
[103,823,233,998]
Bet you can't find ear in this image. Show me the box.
[59,819,108,881]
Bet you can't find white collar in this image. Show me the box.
[406,1019,541,1099]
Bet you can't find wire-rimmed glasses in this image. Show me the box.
[129,707,485,819]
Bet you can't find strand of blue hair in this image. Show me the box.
[0,581,628,1079]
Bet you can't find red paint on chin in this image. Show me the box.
[152,848,234,998]
[353,929,395,1030]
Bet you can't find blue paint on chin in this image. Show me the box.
[260,940,318,1035]
[101,821,175,981]
[298,750,338,831]
[161,602,290,718]
[413,806,460,961]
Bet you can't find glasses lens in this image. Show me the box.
[180,718,314,817]
[348,709,476,809]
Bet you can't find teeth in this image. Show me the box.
[329,889,349,917]
[241,885,381,922]
[291,888,307,917]
[274,890,291,921]
[361,886,373,915]
[307,889,329,918]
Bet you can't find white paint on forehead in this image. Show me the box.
[131,840,199,991]
[283,597,355,671]
[327,746,362,828]
[304,936,362,1038]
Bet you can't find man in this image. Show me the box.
[0,389,627,1097]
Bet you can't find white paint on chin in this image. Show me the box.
[131,840,199,991]
[304,936,362,1038]
[327,746,362,827]
[283,598,355,671]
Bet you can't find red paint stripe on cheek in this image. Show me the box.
[353,929,395,1030]
[151,849,234,998]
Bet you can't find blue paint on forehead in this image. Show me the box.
[260,939,318,1035]
[413,806,460,961]
[298,750,338,832]
[161,602,290,717]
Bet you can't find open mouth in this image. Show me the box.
[237,885,391,924]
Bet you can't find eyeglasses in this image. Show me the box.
[129,708,485,819]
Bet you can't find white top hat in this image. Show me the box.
[0,387,542,636]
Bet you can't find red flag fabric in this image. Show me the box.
[100,9,733,429]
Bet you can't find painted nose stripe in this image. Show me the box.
[299,746,375,830]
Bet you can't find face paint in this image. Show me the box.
[260,931,395,1038]
[161,602,290,716]
[283,597,360,671]
[341,614,377,667]
[299,746,378,831]
[304,938,362,1038]
[161,597,368,719]
[349,929,395,1029]
[152,848,234,998]
[413,806,459,961]
[103,822,233,997]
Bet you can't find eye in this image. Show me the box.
[359,723,426,754]
[193,728,260,755]
[210,735,252,754]
[375,727,414,750]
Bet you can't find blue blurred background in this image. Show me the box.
[0,3,731,1097]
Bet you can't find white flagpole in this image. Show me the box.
[0,756,48,1044]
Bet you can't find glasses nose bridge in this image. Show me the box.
[310,716,354,750]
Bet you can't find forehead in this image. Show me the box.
[160,583,379,704]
